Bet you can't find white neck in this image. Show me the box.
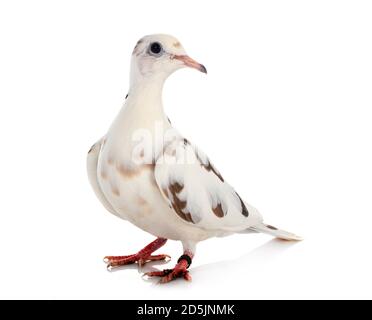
[105,65,179,169]
[108,73,170,141]
[126,75,166,115]
[126,55,171,113]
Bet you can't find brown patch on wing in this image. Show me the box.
[117,162,155,178]
[266,224,278,230]
[169,181,183,194]
[116,163,138,178]
[212,203,225,218]
[173,42,181,48]
[168,182,194,223]
[107,157,114,165]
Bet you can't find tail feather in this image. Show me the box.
[250,223,302,241]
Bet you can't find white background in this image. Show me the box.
[0,0,371,300]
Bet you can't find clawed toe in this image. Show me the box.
[104,253,171,270]
[102,239,195,282]
[144,269,173,277]
[144,268,191,283]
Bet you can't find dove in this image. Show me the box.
[87,34,301,283]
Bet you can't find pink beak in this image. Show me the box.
[173,55,207,74]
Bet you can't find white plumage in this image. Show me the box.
[87,34,301,282]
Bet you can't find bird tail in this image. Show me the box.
[249,223,302,241]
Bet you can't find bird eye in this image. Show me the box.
[149,42,163,56]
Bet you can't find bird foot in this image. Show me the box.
[104,253,171,270]
[144,267,191,283]
[103,238,169,270]
[144,255,192,283]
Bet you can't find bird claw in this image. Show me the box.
[159,254,172,263]
[138,259,144,268]
[106,264,114,271]
[103,256,111,263]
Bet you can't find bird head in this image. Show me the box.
[130,34,206,85]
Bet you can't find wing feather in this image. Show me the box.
[154,138,262,232]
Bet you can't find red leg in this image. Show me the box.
[104,238,169,269]
[144,252,193,283]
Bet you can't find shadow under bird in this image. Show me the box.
[87,34,302,283]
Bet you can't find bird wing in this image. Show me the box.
[154,138,263,232]
[87,137,118,216]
